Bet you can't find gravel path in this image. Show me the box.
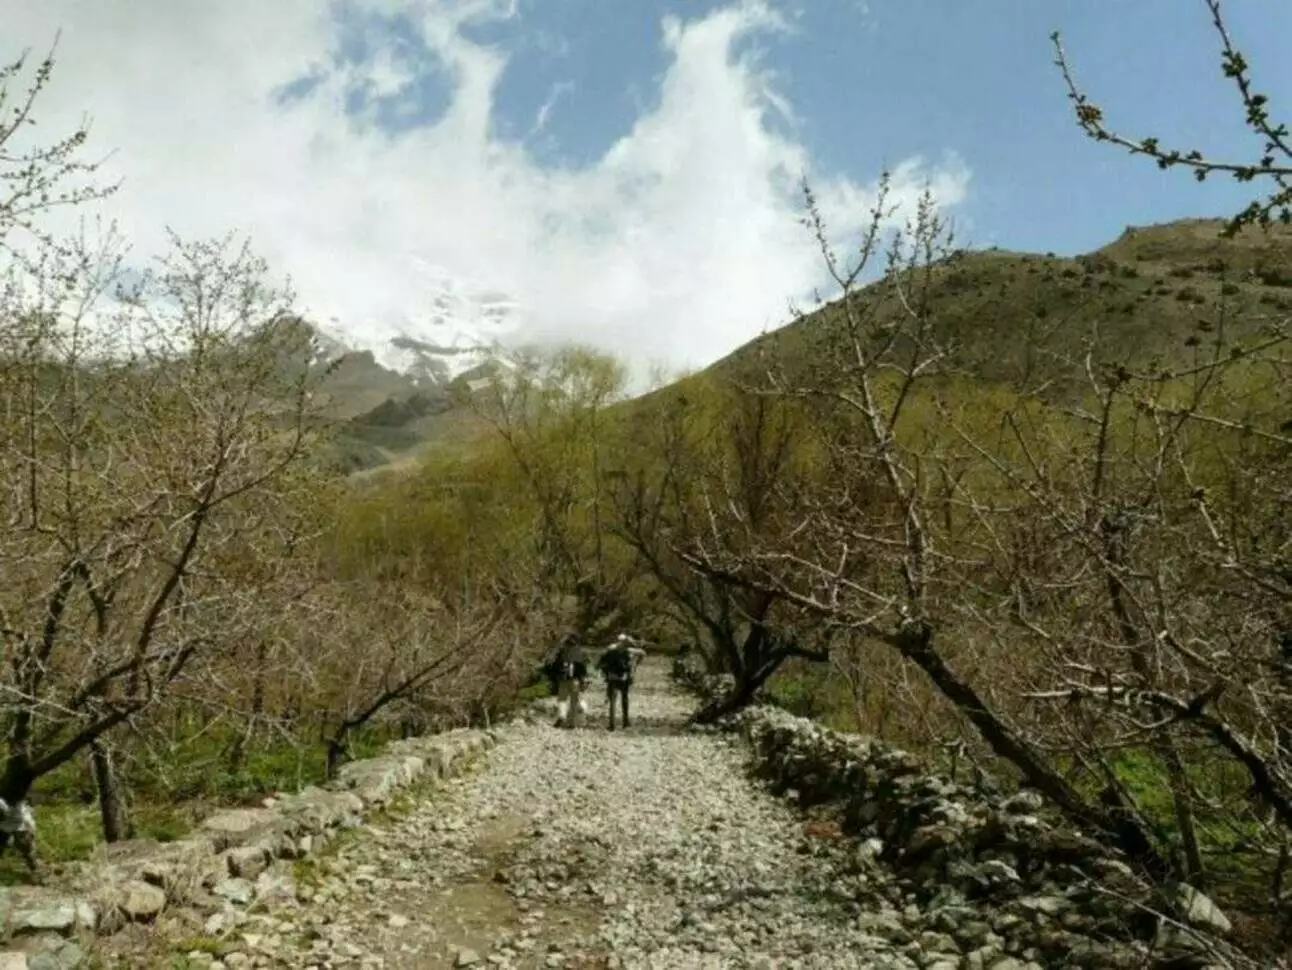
[185,660,921,970]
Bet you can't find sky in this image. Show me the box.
[2,0,1289,378]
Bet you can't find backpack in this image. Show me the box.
[600,646,633,682]
[551,640,588,683]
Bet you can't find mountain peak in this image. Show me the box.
[312,265,520,388]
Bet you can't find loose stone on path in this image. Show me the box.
[173,659,920,969]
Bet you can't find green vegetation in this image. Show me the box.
[0,47,556,878]
[2,2,1290,963]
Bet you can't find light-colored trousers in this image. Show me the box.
[555,678,588,727]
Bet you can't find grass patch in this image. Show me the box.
[171,937,222,956]
[763,662,856,734]
[517,681,553,702]
[0,723,394,883]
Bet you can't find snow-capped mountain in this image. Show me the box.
[313,262,521,387]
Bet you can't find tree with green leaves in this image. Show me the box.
[611,378,828,722]
[312,455,557,776]
[465,346,639,641]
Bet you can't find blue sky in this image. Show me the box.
[315,0,1292,254]
[5,0,1290,374]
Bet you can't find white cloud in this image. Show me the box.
[1,0,968,382]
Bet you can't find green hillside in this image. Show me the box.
[307,217,1292,475]
[710,217,1292,394]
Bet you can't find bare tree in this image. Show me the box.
[1042,2,1292,927]
[670,175,1289,946]
[306,583,512,778]
[0,33,117,257]
[671,175,1196,875]
[1052,0,1291,234]
[0,227,325,857]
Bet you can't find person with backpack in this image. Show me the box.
[546,636,589,728]
[597,633,645,731]
[0,798,37,874]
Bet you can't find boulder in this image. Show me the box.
[332,756,421,806]
[201,809,278,850]
[138,838,223,895]
[252,868,296,906]
[66,837,222,902]
[276,788,363,831]
[224,845,272,880]
[904,824,958,861]
[1169,883,1232,936]
[9,934,85,970]
[212,879,254,907]
[0,889,95,939]
[116,881,165,923]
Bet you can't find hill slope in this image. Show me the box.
[312,348,501,474]
[317,217,1292,472]
[708,216,1292,393]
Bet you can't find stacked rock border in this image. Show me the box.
[671,656,1252,970]
[0,727,497,968]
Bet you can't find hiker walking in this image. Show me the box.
[546,636,589,728]
[597,633,646,731]
[0,797,38,873]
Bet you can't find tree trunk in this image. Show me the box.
[90,740,133,843]
[1102,541,1204,886]
[1161,741,1206,886]
[225,724,252,775]
[690,676,764,724]
[690,625,830,725]
[324,737,348,781]
[896,621,1174,880]
[0,755,35,807]
[690,649,785,725]
[227,641,270,773]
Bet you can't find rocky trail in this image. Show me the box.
[5,659,1250,970]
[162,660,917,970]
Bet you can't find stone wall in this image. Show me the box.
[725,703,1243,970]
[0,727,496,968]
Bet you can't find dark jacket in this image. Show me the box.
[544,641,588,692]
